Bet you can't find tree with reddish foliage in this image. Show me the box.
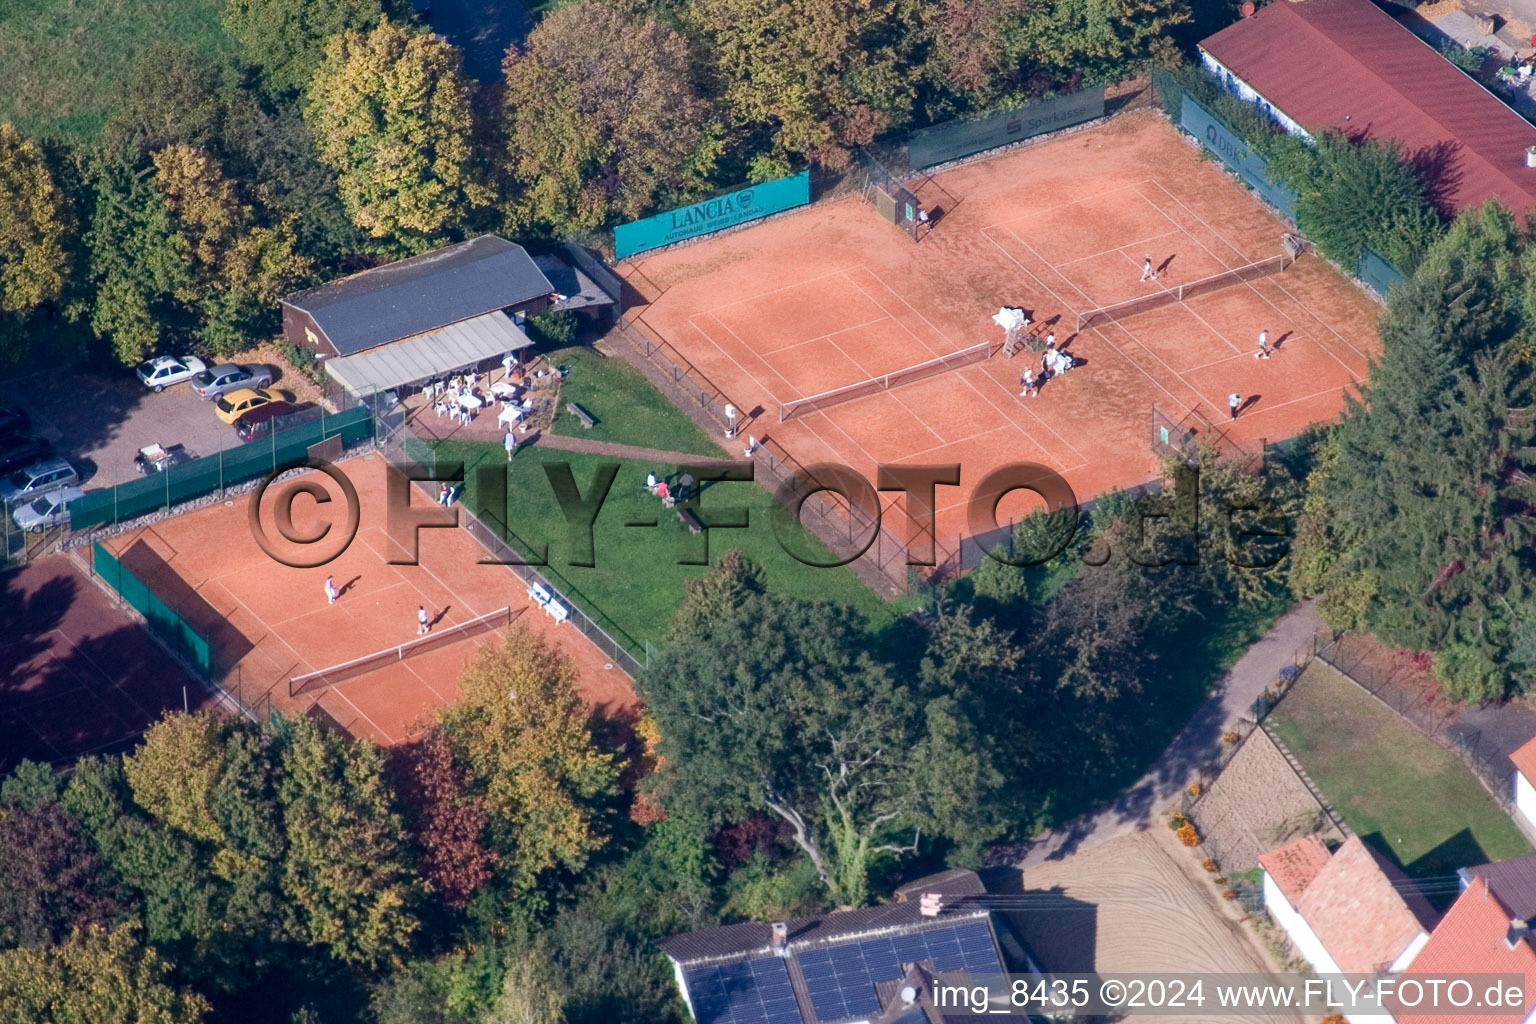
[0,800,124,947]
[401,730,496,908]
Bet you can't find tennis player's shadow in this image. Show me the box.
[337,576,361,598]
[1238,395,1262,416]
[430,606,452,629]
[1156,254,1177,276]
[1272,331,1293,351]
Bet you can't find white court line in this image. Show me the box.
[1054,227,1186,271]
[1139,179,1372,369]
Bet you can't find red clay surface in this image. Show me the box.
[0,556,211,769]
[96,454,638,746]
[624,111,1379,557]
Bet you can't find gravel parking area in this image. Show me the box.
[0,357,300,489]
[1187,728,1345,873]
[1014,828,1303,1024]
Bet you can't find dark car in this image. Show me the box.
[0,405,30,440]
[235,401,298,442]
[0,435,52,476]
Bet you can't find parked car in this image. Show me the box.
[12,485,85,533]
[0,457,80,505]
[0,405,31,440]
[235,401,298,442]
[190,363,275,400]
[136,355,208,392]
[0,435,53,476]
[214,387,283,425]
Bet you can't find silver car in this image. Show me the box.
[0,457,80,505]
[12,485,84,533]
[190,363,275,400]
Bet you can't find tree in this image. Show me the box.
[1004,0,1190,83]
[0,924,208,1024]
[1299,204,1536,701]
[681,0,921,169]
[483,950,565,1024]
[124,713,228,844]
[437,626,616,895]
[86,142,311,363]
[277,714,418,965]
[305,18,491,250]
[399,730,496,908]
[642,558,1002,905]
[0,801,123,948]
[225,0,385,94]
[0,123,72,362]
[1268,131,1443,273]
[501,0,717,234]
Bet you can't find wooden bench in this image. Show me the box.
[676,506,705,535]
[567,402,596,428]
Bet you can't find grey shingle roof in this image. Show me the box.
[282,235,554,356]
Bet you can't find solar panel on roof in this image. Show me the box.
[799,920,1005,1023]
[682,956,799,1024]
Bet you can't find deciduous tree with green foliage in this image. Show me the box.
[643,555,1002,906]
[306,18,491,250]
[501,0,719,235]
[277,714,418,966]
[0,123,71,319]
[682,0,921,170]
[0,924,208,1024]
[225,0,385,95]
[437,626,617,896]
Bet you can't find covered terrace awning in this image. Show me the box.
[323,310,533,396]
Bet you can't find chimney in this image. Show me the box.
[919,892,942,917]
[770,921,788,957]
[1507,918,1531,950]
[899,984,918,1007]
[1526,146,1536,169]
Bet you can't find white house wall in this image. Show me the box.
[1197,51,1316,142]
[1516,771,1536,832]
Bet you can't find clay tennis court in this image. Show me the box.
[1,557,211,769]
[623,110,1379,558]
[94,454,637,746]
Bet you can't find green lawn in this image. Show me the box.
[0,0,234,141]
[1268,661,1531,879]
[545,344,728,459]
[431,440,914,654]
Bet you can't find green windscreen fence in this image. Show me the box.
[67,405,373,532]
[1178,95,1298,220]
[614,171,811,259]
[908,87,1107,169]
[93,542,213,676]
[1359,245,1407,297]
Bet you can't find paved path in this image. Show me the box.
[532,433,734,467]
[1012,599,1326,868]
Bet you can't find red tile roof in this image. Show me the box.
[1400,878,1536,1024]
[1294,836,1438,974]
[1260,835,1332,904]
[1510,736,1536,785]
[1199,0,1536,218]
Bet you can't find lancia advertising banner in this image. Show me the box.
[614,171,812,259]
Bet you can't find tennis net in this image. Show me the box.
[779,341,991,422]
[289,605,513,697]
[1076,253,1288,330]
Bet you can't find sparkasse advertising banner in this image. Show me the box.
[613,171,812,259]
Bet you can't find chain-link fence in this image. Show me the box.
[1315,633,1520,817]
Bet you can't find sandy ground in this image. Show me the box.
[1010,826,1313,1024]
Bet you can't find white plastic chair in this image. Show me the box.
[545,601,569,625]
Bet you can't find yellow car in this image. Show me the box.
[214,387,284,425]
